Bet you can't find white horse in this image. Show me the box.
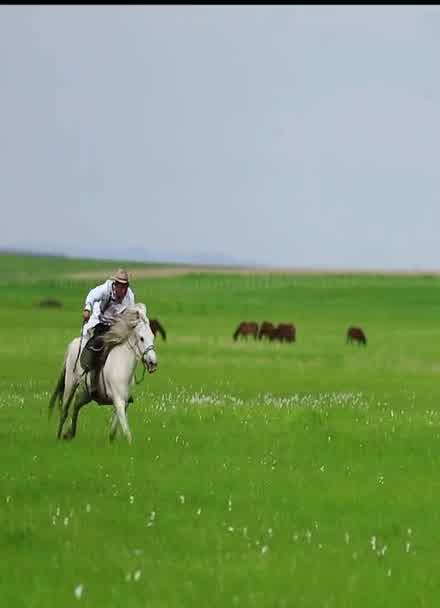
[49,303,158,444]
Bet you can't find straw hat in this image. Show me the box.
[111,268,130,284]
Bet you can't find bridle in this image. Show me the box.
[126,320,155,364]
[126,320,156,385]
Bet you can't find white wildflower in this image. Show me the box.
[74,584,84,599]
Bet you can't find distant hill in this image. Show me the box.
[0,246,260,268]
[0,248,67,259]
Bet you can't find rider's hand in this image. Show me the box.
[83,309,91,323]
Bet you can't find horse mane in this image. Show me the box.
[102,303,147,348]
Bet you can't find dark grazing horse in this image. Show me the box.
[233,321,259,341]
[346,326,367,345]
[259,321,275,340]
[150,319,166,341]
[270,323,296,343]
[38,298,63,308]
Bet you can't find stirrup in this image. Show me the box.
[89,344,104,352]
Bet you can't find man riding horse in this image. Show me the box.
[80,269,137,393]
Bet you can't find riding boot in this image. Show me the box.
[88,364,104,399]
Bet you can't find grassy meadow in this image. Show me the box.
[2,252,440,607]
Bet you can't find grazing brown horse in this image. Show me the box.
[233,321,259,341]
[259,321,275,340]
[346,326,367,345]
[150,319,166,341]
[270,323,296,343]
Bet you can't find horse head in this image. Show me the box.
[132,303,158,373]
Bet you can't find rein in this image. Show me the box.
[134,366,147,385]
[73,320,86,373]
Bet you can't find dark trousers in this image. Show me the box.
[93,322,112,337]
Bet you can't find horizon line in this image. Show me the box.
[2,247,440,276]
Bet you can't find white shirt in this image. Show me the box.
[82,280,136,337]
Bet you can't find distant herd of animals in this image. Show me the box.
[154,320,366,345]
[233,321,367,345]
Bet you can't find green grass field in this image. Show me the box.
[2,253,440,607]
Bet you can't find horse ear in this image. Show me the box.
[136,303,147,319]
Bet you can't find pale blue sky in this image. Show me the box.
[2,5,440,269]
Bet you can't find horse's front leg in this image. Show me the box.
[109,412,119,442]
[109,398,134,442]
[112,397,132,444]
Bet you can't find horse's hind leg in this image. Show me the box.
[57,407,68,440]
[57,393,73,439]
[57,382,80,439]
[64,389,90,440]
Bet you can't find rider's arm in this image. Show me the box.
[83,309,91,322]
[83,282,110,320]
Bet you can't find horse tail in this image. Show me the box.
[48,365,66,419]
